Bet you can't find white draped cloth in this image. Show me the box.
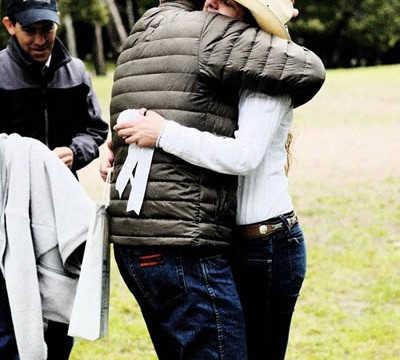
[0,133,94,360]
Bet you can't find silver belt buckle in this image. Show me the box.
[259,224,269,234]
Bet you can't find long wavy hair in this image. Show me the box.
[284,130,293,175]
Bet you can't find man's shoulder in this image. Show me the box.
[136,6,239,43]
[68,56,85,68]
[139,3,212,28]
[62,56,86,76]
[0,46,12,77]
[0,46,9,61]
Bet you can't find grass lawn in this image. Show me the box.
[72,64,400,359]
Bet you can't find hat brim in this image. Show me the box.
[235,0,291,40]
[14,9,60,27]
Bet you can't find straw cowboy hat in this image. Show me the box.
[235,0,293,40]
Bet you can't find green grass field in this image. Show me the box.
[72,64,400,359]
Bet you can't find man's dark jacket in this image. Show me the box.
[0,36,108,174]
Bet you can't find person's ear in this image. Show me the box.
[290,0,299,18]
[2,17,16,36]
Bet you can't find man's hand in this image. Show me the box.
[53,146,73,169]
[99,139,114,182]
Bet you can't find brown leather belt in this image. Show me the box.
[237,212,298,239]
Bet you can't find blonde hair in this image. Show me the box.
[284,130,293,175]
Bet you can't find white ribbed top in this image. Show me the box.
[159,89,294,225]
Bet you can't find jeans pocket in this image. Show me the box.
[123,248,187,310]
[287,230,307,285]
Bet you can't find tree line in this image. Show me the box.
[0,0,399,74]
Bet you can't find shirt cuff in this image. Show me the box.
[156,120,173,148]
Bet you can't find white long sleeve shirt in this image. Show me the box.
[158,89,294,225]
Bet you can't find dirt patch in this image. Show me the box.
[289,123,400,184]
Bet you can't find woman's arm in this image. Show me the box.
[113,90,292,176]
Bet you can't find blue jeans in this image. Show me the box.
[114,245,248,360]
[232,222,307,360]
[0,274,74,360]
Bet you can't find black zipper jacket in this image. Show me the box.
[0,36,108,173]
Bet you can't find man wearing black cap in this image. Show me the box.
[0,1,108,359]
[0,0,108,175]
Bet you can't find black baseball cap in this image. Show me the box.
[7,0,60,26]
